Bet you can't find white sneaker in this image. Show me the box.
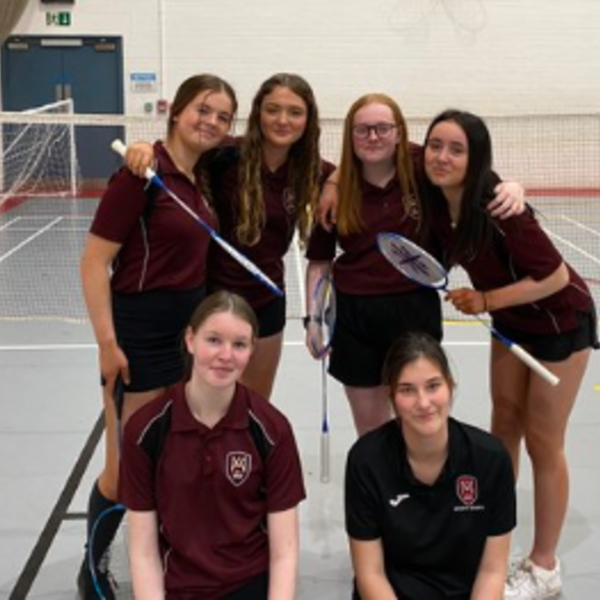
[504,558,562,600]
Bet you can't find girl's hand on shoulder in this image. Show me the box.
[124,142,155,178]
[445,288,488,315]
[488,181,525,219]
[318,180,339,231]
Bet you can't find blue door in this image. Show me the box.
[1,35,124,188]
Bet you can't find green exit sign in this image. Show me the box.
[46,12,71,26]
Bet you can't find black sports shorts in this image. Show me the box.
[253,294,286,338]
[112,286,205,392]
[493,307,600,362]
[329,288,442,387]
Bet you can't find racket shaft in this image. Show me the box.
[508,343,560,386]
[211,235,283,297]
[320,358,330,483]
[320,433,330,483]
[111,140,283,298]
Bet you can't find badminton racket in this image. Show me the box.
[377,232,560,386]
[307,274,337,482]
[111,140,283,298]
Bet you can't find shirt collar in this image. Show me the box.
[394,417,462,486]
[170,382,250,433]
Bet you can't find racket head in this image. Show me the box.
[377,232,449,290]
[308,274,337,358]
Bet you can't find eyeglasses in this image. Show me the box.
[352,122,397,140]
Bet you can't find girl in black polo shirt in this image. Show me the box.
[345,332,516,599]
[79,75,237,598]
[422,109,598,600]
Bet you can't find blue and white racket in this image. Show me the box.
[307,274,337,482]
[111,140,283,298]
[377,232,560,387]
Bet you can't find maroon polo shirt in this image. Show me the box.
[90,141,215,293]
[306,148,428,296]
[429,192,593,334]
[120,382,306,598]
[208,151,336,308]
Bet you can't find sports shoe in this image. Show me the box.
[504,557,562,599]
[76,555,117,600]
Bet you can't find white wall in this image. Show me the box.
[7,0,600,118]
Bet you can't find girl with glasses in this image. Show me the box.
[305,93,524,436]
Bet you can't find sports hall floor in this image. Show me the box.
[1,196,600,598]
[1,320,600,599]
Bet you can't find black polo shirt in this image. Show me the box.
[345,417,516,600]
[120,382,306,598]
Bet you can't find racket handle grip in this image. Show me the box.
[111,139,157,181]
[320,433,330,483]
[509,343,560,386]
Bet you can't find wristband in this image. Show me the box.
[302,315,321,329]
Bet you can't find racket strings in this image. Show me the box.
[379,235,448,288]
[309,275,337,358]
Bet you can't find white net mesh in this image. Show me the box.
[0,111,599,322]
[0,100,80,207]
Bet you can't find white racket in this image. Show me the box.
[307,274,337,483]
[377,232,560,386]
[111,140,283,298]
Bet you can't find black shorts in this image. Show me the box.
[329,289,442,387]
[493,308,600,362]
[221,572,268,599]
[112,287,205,392]
[254,295,286,338]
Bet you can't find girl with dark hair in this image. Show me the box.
[346,332,516,599]
[79,74,237,598]
[423,109,599,600]
[306,95,525,437]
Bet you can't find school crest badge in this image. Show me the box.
[456,475,478,506]
[226,451,252,486]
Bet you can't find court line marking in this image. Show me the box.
[0,216,63,265]
[0,340,488,351]
[8,413,105,600]
[0,216,21,231]
[559,215,600,239]
[546,228,600,267]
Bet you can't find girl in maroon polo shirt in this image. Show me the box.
[79,75,237,598]
[120,291,305,599]
[422,109,598,600]
[124,73,334,400]
[306,94,525,437]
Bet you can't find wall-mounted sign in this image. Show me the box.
[130,72,157,93]
[46,12,71,26]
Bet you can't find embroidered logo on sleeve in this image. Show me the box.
[454,474,485,512]
[226,451,252,486]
